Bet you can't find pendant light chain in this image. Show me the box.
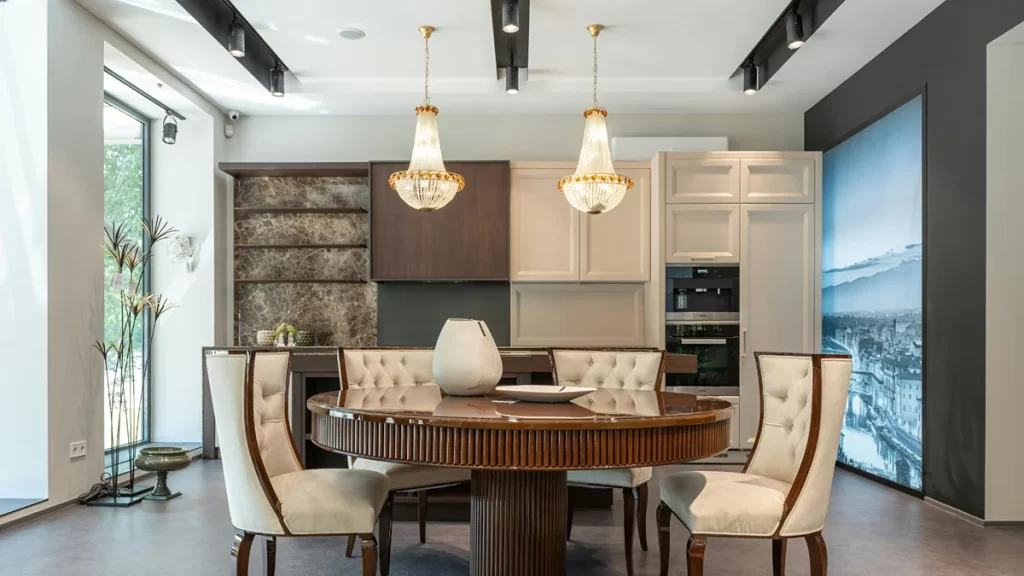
[592,33,599,109]
[424,34,431,105]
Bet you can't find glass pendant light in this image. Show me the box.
[389,26,465,211]
[558,24,633,215]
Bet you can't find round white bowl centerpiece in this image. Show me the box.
[433,318,503,396]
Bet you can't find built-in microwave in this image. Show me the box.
[666,266,739,322]
[665,322,740,396]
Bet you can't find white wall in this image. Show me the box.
[0,0,51,500]
[225,113,804,162]
[151,118,215,443]
[985,38,1024,522]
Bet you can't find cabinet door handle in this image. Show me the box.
[741,329,748,358]
[690,256,717,261]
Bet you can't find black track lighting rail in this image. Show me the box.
[490,0,530,75]
[735,0,846,90]
[175,0,291,95]
[103,66,186,120]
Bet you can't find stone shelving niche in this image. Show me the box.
[226,164,376,347]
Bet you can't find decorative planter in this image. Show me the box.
[295,331,315,346]
[256,330,274,346]
[433,318,502,396]
[134,446,192,501]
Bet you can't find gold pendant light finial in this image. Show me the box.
[587,24,604,38]
[419,25,435,39]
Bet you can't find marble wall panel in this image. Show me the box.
[235,282,377,346]
[234,213,368,245]
[235,247,367,281]
[235,176,370,210]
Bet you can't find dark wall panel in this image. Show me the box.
[377,283,511,347]
[805,0,1024,518]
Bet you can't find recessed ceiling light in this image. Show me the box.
[338,28,366,40]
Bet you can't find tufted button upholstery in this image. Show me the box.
[252,351,302,479]
[342,350,436,389]
[552,350,664,390]
[744,356,814,485]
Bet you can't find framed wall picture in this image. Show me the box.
[821,92,925,492]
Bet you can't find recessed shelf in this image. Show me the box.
[235,279,367,284]
[234,207,367,214]
[234,243,366,249]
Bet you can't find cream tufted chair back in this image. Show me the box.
[745,353,852,537]
[207,353,290,534]
[551,349,666,391]
[340,348,437,389]
[251,351,302,478]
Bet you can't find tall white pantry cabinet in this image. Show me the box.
[653,152,820,449]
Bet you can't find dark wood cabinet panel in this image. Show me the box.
[370,161,510,280]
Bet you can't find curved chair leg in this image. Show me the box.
[656,503,672,576]
[231,529,254,576]
[379,494,394,576]
[345,535,356,557]
[622,488,637,576]
[359,534,378,576]
[806,532,827,576]
[686,535,707,576]
[418,491,428,544]
[566,493,574,541]
[636,483,649,551]
[261,536,276,576]
[773,538,787,576]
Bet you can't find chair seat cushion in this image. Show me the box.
[659,471,791,537]
[568,467,652,488]
[352,458,471,491]
[271,469,389,535]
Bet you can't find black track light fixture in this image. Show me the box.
[228,17,246,57]
[162,113,178,145]
[743,64,758,95]
[786,11,805,50]
[502,0,520,34]
[270,64,285,97]
[506,66,519,94]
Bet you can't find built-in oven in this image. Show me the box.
[665,322,740,396]
[666,266,739,323]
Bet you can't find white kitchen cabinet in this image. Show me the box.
[740,157,815,204]
[580,167,651,281]
[738,204,815,447]
[510,167,580,282]
[511,163,650,282]
[665,157,741,203]
[665,204,740,264]
[510,283,645,346]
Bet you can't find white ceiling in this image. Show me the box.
[78,0,946,116]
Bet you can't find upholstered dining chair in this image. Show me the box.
[551,348,667,576]
[656,352,852,576]
[206,351,390,576]
[338,347,472,573]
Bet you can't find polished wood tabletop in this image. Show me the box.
[308,387,731,576]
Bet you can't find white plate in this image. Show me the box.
[494,385,596,403]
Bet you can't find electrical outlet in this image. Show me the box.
[69,441,87,459]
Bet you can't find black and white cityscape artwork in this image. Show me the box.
[822,96,924,490]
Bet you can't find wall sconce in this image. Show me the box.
[168,236,196,271]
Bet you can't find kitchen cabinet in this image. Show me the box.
[510,283,645,347]
[740,157,815,204]
[665,157,740,203]
[738,204,814,447]
[580,167,651,281]
[510,163,650,282]
[665,204,740,264]
[370,161,510,280]
[510,167,580,282]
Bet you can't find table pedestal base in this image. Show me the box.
[470,469,568,576]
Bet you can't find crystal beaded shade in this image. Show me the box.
[390,26,464,211]
[559,24,632,215]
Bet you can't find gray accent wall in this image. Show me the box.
[377,283,511,347]
[805,0,1024,518]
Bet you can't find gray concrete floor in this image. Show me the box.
[0,460,1021,575]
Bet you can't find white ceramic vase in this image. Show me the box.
[433,318,503,396]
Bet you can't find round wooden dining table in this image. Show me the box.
[308,386,732,576]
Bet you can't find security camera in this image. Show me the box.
[228,110,241,121]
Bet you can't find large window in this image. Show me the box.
[102,96,151,452]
